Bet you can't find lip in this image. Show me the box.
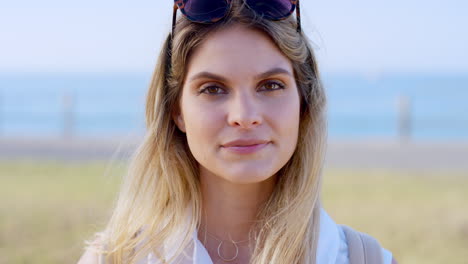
[221,139,271,154]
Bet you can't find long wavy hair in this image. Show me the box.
[86,1,328,263]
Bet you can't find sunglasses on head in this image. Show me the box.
[172,0,301,36]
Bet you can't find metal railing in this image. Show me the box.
[0,91,466,142]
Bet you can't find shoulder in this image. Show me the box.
[77,247,100,264]
[337,224,393,264]
[77,234,107,264]
[318,208,394,264]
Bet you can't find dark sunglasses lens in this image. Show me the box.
[246,0,293,20]
[182,0,229,22]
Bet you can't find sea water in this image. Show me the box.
[0,73,467,141]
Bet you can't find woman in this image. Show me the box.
[79,0,396,263]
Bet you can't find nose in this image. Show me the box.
[227,91,263,129]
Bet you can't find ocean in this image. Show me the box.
[0,73,467,142]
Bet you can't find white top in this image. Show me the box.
[137,208,393,264]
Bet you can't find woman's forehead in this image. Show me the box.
[186,25,293,80]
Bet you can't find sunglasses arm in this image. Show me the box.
[171,4,178,39]
[296,0,301,33]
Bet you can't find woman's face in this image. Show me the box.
[174,24,300,184]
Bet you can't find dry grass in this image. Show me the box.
[322,168,468,264]
[0,161,122,264]
[0,162,467,263]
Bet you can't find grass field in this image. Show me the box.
[0,161,467,263]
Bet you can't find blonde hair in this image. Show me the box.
[86,1,327,263]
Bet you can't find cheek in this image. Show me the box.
[182,99,224,154]
[270,94,301,163]
[269,93,301,139]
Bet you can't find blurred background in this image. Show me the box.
[0,0,467,263]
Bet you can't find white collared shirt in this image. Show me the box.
[140,208,393,264]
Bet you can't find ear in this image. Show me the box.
[172,109,186,133]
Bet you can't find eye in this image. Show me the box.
[198,84,227,95]
[258,80,285,92]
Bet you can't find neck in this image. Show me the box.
[198,167,276,243]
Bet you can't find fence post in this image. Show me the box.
[62,92,75,139]
[0,89,2,136]
[397,95,412,143]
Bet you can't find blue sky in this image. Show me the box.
[1,0,467,75]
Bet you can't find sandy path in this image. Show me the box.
[0,137,467,172]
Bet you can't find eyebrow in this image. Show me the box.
[188,67,294,83]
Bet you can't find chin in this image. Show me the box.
[220,167,277,185]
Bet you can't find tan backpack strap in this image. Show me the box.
[98,254,105,264]
[340,225,384,264]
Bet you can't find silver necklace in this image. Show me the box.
[201,228,250,262]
